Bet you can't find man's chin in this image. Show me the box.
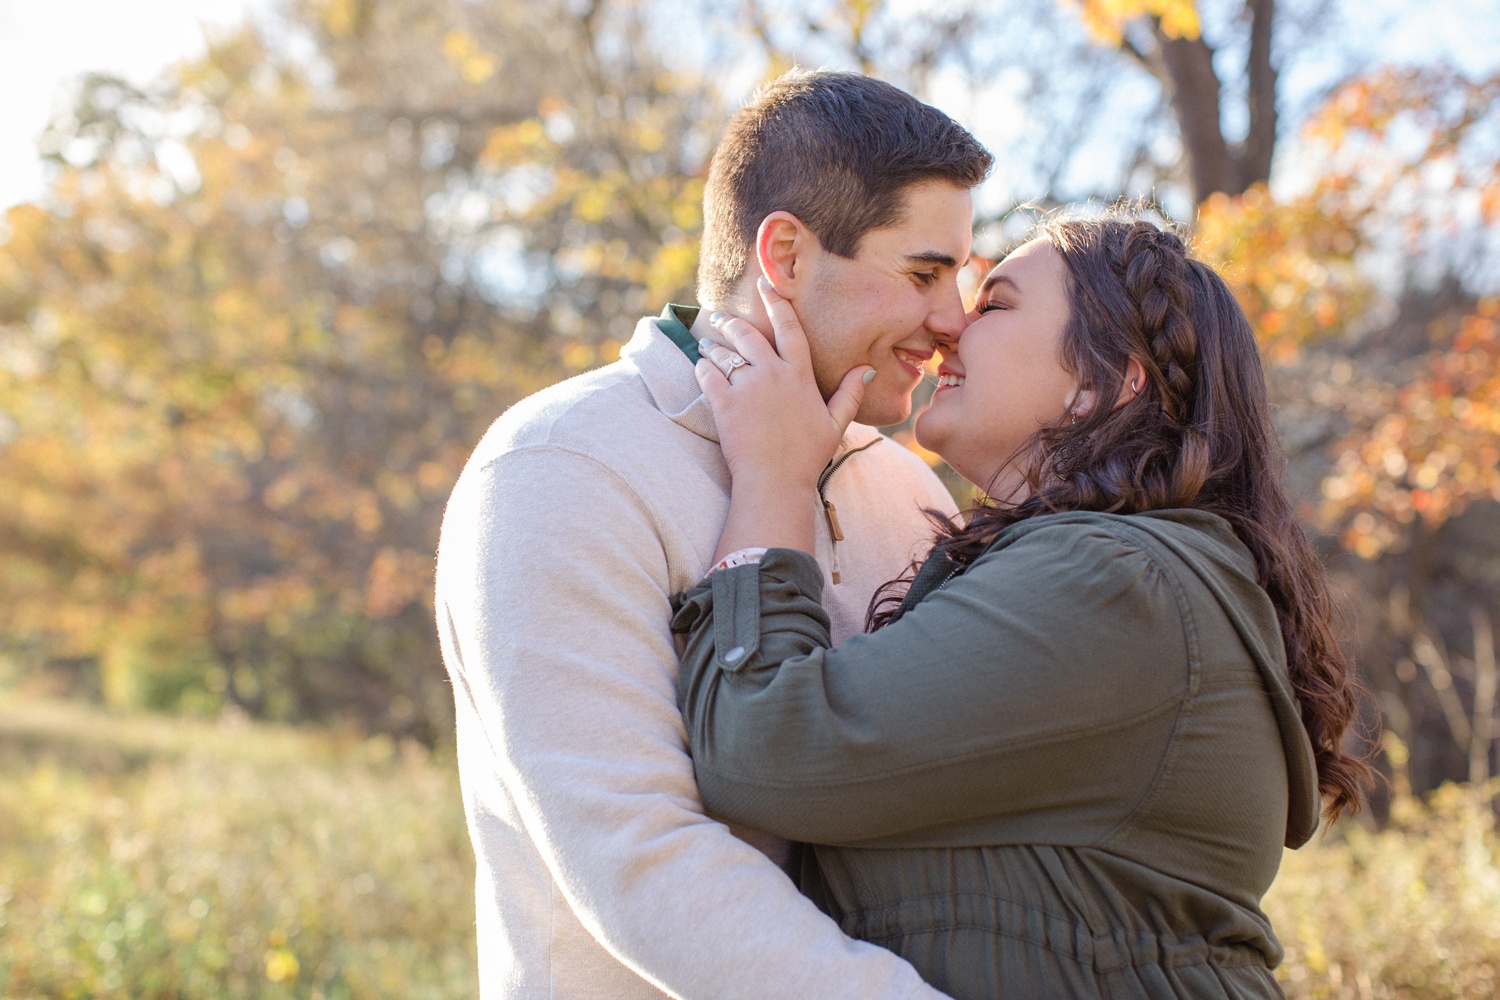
[856,398,913,429]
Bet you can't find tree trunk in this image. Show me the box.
[1156,29,1235,203]
[1148,0,1278,204]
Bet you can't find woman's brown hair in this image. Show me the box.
[872,214,1374,821]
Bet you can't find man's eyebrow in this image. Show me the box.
[979,273,1020,297]
[905,251,960,268]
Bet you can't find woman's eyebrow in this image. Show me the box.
[979,273,1021,297]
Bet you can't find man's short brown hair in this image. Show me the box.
[697,69,993,305]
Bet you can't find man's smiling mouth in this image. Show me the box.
[893,348,931,376]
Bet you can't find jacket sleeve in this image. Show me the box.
[437,444,952,1000]
[673,525,1193,845]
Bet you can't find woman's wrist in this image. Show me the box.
[727,461,823,496]
[713,483,818,562]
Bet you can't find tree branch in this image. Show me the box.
[1240,0,1278,189]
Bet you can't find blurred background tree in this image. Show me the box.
[0,0,714,741]
[0,0,1496,807]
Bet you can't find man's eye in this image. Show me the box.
[913,271,937,286]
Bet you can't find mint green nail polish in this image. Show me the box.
[862,370,876,385]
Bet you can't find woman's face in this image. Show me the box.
[913,238,1076,491]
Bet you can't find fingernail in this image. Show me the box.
[698,337,715,350]
[709,311,726,324]
[862,370,876,385]
[757,276,772,293]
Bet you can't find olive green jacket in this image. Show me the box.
[673,510,1321,999]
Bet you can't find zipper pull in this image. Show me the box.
[823,500,845,541]
[823,500,844,584]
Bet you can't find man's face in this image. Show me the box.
[794,181,974,427]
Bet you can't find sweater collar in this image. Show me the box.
[622,312,720,442]
[620,311,884,455]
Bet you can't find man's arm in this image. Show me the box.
[438,444,949,1000]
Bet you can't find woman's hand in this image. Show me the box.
[694,278,874,491]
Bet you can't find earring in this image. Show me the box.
[1130,376,1142,393]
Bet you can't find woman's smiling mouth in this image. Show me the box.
[934,365,965,390]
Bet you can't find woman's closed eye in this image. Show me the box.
[976,298,1010,313]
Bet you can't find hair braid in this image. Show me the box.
[1119,223,1196,423]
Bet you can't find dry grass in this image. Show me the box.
[3,697,1497,998]
[1266,780,1500,999]
[0,699,476,999]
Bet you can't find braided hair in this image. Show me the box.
[871,214,1373,821]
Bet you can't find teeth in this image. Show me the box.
[938,374,965,387]
[895,349,928,369]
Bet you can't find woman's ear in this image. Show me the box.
[1115,357,1148,409]
[755,212,813,300]
[1067,386,1098,420]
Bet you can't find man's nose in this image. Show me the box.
[927,278,968,340]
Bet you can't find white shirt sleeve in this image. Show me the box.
[438,444,950,1000]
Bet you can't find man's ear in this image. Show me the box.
[755,212,814,300]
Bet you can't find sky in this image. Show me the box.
[0,0,269,211]
[0,0,1495,214]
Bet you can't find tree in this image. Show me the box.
[0,0,715,738]
[1067,0,1275,202]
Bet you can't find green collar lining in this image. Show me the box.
[657,303,702,363]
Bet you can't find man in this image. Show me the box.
[436,69,991,998]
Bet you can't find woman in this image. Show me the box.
[671,216,1372,998]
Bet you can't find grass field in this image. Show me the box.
[2,697,1497,999]
[0,699,476,1000]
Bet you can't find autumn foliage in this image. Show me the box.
[1321,301,1500,558]
[0,3,709,738]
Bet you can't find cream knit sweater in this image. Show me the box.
[436,315,957,999]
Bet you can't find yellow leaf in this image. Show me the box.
[1067,0,1201,44]
[442,31,498,85]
